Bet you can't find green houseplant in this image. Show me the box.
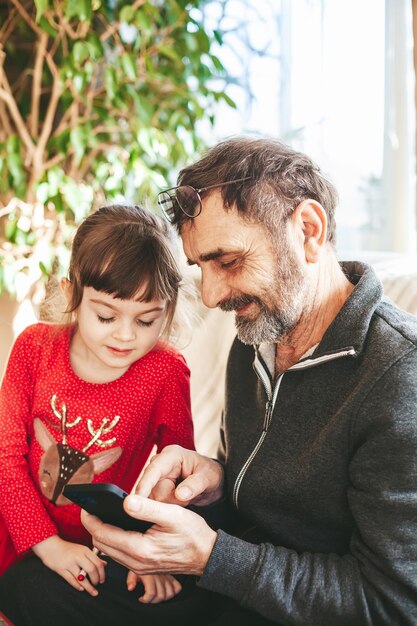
[0,0,234,305]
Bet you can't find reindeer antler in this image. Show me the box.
[83,416,120,453]
[48,394,82,444]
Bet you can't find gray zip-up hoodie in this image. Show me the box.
[199,262,417,625]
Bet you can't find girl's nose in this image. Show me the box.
[112,320,136,341]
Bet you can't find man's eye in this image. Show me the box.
[98,315,114,323]
[221,259,237,269]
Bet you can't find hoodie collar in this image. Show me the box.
[313,261,383,357]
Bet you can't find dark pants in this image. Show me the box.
[0,556,276,626]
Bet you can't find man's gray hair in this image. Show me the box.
[177,136,338,244]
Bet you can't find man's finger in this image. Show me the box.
[173,474,207,502]
[82,497,183,544]
[81,511,147,570]
[149,478,178,504]
[136,446,183,497]
[124,494,183,527]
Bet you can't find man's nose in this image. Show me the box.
[201,271,230,309]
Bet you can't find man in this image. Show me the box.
[2,137,417,625]
[84,136,417,624]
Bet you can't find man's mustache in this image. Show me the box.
[219,294,264,312]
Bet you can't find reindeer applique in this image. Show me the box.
[34,394,122,506]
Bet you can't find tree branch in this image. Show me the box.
[76,143,128,181]
[0,56,35,156]
[0,101,12,140]
[30,32,48,137]
[92,124,124,135]
[52,100,77,137]
[43,152,66,170]
[0,7,20,42]
[100,0,146,43]
[10,0,43,37]
[84,66,100,120]
[32,61,63,174]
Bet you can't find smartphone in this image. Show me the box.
[63,483,152,532]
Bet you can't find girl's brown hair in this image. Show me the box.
[67,204,182,338]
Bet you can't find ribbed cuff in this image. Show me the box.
[197,529,265,603]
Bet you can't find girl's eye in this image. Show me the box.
[98,315,114,323]
[137,319,154,328]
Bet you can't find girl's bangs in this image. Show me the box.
[81,246,179,303]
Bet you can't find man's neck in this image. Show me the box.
[275,258,354,374]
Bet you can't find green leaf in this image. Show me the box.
[4,218,18,242]
[104,68,117,100]
[7,153,25,185]
[158,45,180,63]
[34,0,49,22]
[86,34,103,60]
[62,180,93,220]
[6,134,19,154]
[120,53,137,81]
[70,127,87,163]
[36,182,50,204]
[65,0,92,22]
[39,261,50,276]
[213,30,223,45]
[220,93,237,109]
[73,73,86,93]
[134,11,153,30]
[210,54,224,73]
[47,167,65,195]
[38,16,58,37]
[120,5,136,24]
[73,41,90,65]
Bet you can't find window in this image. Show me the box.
[201,0,416,256]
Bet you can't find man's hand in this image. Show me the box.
[32,535,107,596]
[136,444,225,506]
[81,495,218,577]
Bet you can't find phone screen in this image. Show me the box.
[63,483,152,532]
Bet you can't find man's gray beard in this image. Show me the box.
[234,301,301,345]
[229,258,306,345]
[219,234,306,345]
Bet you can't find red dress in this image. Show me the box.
[0,323,194,573]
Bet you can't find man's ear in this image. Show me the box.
[292,199,327,263]
[60,277,72,305]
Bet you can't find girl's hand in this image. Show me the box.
[126,570,182,604]
[32,535,107,596]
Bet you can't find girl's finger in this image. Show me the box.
[77,575,99,597]
[164,574,182,600]
[60,570,85,593]
[138,576,158,603]
[126,569,138,591]
[170,575,182,596]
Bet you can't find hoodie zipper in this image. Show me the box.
[231,346,356,510]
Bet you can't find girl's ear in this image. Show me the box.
[60,278,72,306]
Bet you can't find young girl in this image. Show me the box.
[0,204,194,604]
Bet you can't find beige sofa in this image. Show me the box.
[1,254,416,459]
